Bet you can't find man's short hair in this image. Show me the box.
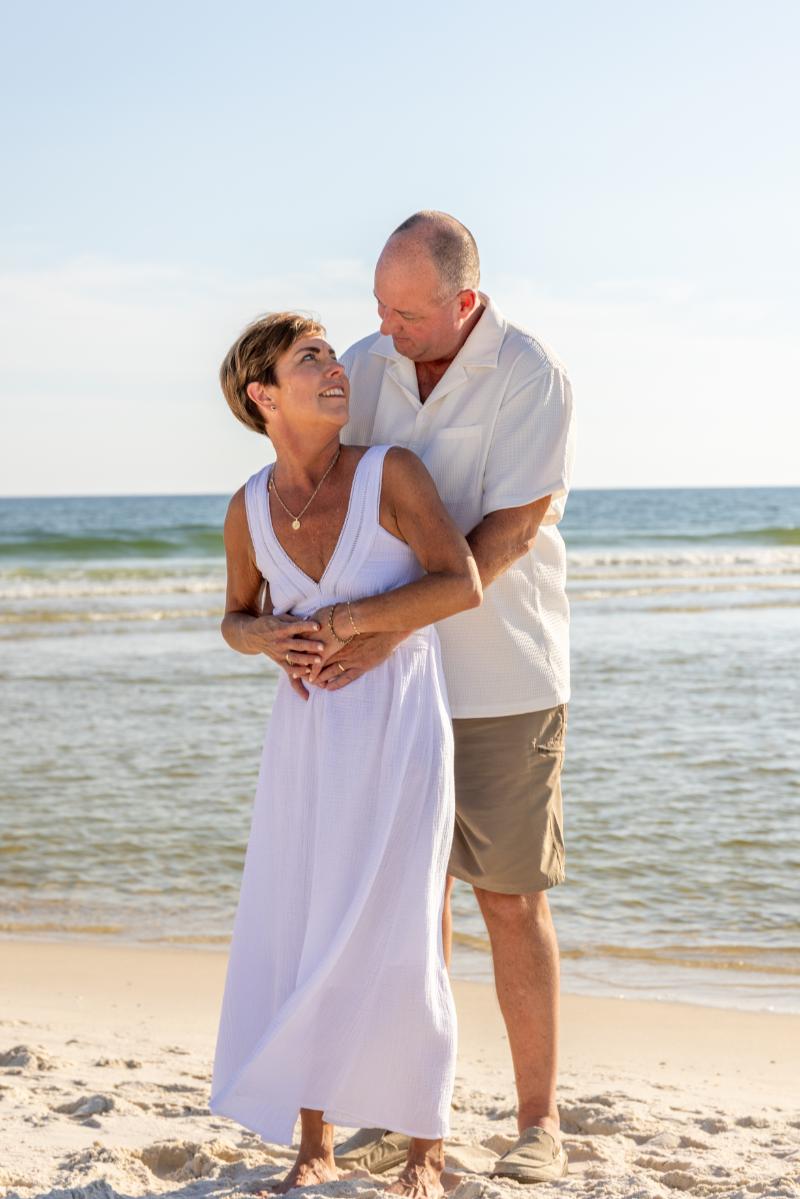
[220,312,325,437]
[391,210,480,297]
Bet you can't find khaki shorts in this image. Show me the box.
[448,704,567,894]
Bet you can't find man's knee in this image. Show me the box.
[474,885,552,927]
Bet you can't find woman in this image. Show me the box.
[209,312,482,1198]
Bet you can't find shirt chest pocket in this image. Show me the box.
[419,426,484,505]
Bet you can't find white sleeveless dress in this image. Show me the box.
[209,445,457,1144]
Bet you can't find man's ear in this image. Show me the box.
[457,290,479,319]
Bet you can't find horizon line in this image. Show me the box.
[1,482,798,502]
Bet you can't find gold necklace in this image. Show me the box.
[268,447,341,531]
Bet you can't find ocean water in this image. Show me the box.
[1,486,798,1012]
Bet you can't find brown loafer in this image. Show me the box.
[490,1126,568,1183]
[333,1127,412,1174]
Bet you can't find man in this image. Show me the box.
[315,211,575,1184]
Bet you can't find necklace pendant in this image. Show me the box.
[291,518,301,530]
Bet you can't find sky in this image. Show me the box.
[1,0,798,496]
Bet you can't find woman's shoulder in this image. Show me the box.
[377,446,437,515]
[347,443,424,469]
[343,443,412,474]
[225,462,265,534]
[347,444,431,499]
[224,484,247,535]
[380,444,428,477]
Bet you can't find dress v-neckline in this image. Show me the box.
[263,448,371,589]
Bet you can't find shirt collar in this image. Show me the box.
[367,292,506,369]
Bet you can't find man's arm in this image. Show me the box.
[467,495,552,588]
[313,496,551,690]
[467,357,572,584]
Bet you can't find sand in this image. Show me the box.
[0,939,798,1198]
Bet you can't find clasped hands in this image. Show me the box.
[257,608,406,701]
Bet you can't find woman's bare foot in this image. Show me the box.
[253,1108,340,1195]
[386,1138,445,1199]
[268,1154,341,1194]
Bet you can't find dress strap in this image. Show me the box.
[241,446,395,596]
[360,443,393,529]
[244,463,280,583]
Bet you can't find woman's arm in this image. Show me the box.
[221,487,326,700]
[310,449,482,668]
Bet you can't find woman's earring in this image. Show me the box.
[270,404,277,411]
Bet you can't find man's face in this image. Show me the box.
[373,250,467,363]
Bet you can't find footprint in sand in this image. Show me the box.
[679,1134,710,1150]
[659,1169,704,1190]
[560,1101,630,1137]
[699,1116,729,1134]
[635,1153,695,1173]
[480,1134,516,1155]
[136,1138,249,1182]
[54,1093,115,1118]
[561,1139,604,1163]
[0,1043,59,1071]
[152,1100,210,1117]
[0,1170,36,1189]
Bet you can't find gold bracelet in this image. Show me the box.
[329,603,355,647]
[346,600,361,636]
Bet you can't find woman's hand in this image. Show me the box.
[220,489,327,700]
[248,613,326,699]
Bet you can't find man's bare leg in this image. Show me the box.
[474,887,560,1140]
[386,1137,446,1199]
[268,1108,340,1194]
[442,874,455,970]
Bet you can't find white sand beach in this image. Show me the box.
[0,939,798,1198]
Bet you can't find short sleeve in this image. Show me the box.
[481,363,575,525]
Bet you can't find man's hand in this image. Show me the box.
[308,629,409,691]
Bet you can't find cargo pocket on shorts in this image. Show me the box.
[532,704,568,754]
[531,705,567,882]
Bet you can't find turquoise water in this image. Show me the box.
[1,487,798,1011]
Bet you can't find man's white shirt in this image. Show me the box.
[341,293,575,718]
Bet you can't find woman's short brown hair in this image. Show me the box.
[220,311,326,436]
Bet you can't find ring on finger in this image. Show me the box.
[337,662,346,673]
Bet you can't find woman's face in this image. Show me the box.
[269,336,350,433]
